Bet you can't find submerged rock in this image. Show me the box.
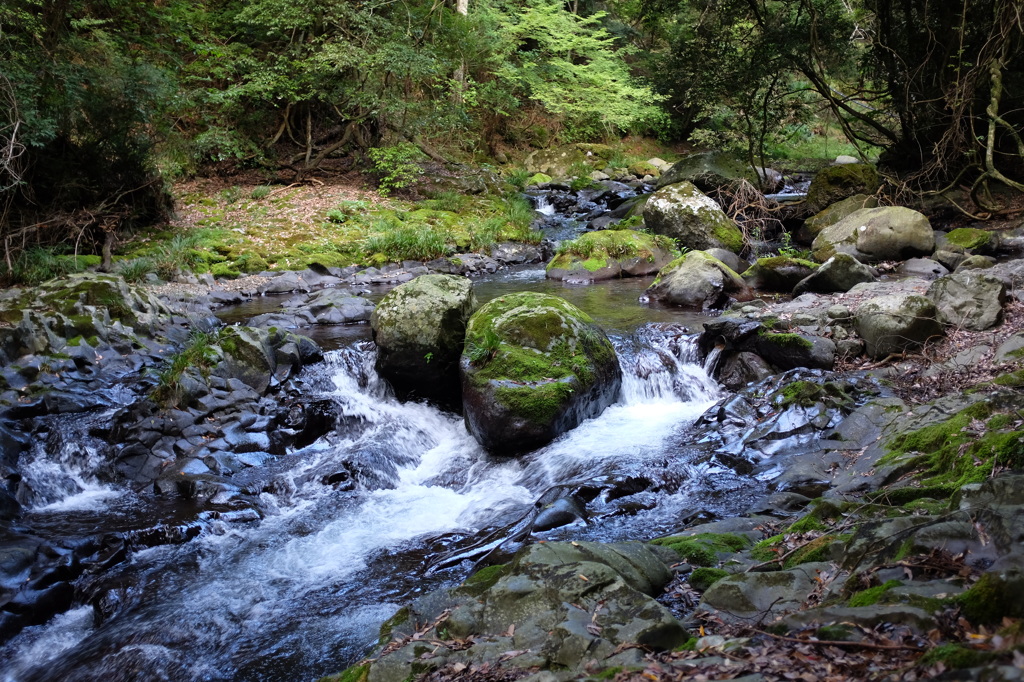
[371,274,477,402]
[460,292,620,455]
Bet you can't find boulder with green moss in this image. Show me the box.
[545,230,676,282]
[802,193,878,239]
[642,182,745,253]
[793,253,877,295]
[353,541,686,681]
[645,251,752,310]
[741,256,818,292]
[854,294,943,359]
[655,151,758,192]
[944,227,995,254]
[804,163,880,214]
[812,206,935,263]
[460,292,620,454]
[371,274,477,402]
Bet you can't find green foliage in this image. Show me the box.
[152,330,220,405]
[116,258,156,283]
[250,185,272,200]
[466,328,501,366]
[368,143,425,196]
[0,247,91,285]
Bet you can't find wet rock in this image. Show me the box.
[753,332,835,371]
[927,272,1006,331]
[812,206,935,263]
[955,254,996,272]
[804,164,880,214]
[741,257,817,292]
[646,251,752,310]
[460,292,620,455]
[490,242,542,265]
[642,182,744,253]
[854,294,943,359]
[793,253,876,295]
[717,352,773,389]
[371,274,477,403]
[546,230,675,281]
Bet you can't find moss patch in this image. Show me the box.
[848,580,902,607]
[944,228,991,251]
[378,606,411,645]
[957,572,1024,625]
[319,663,370,682]
[918,644,989,669]
[652,533,750,567]
[689,567,729,591]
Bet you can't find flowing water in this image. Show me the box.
[1,220,766,681]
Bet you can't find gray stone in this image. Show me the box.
[854,294,943,359]
[898,258,949,280]
[646,251,752,310]
[994,333,1024,364]
[812,207,935,263]
[955,255,997,272]
[803,194,878,239]
[655,151,758,193]
[742,257,817,292]
[805,164,880,214]
[926,272,1006,331]
[790,249,872,292]
[700,563,832,622]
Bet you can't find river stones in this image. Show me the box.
[812,206,935,263]
[655,151,759,192]
[545,229,676,281]
[371,274,477,402]
[645,251,752,309]
[854,294,943,359]
[460,292,620,455]
[642,181,745,253]
[802,193,879,239]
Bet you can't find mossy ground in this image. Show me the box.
[120,179,540,275]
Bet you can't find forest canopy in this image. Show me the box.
[1,0,1022,262]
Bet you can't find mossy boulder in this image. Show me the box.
[812,207,935,263]
[371,274,477,403]
[628,161,660,178]
[460,292,621,454]
[805,164,880,214]
[944,227,994,253]
[215,326,321,393]
[755,330,836,370]
[655,151,758,193]
[645,251,752,310]
[793,253,877,295]
[525,144,611,177]
[802,194,879,239]
[741,256,818,292]
[546,230,677,282]
[642,182,744,253]
[854,294,944,359]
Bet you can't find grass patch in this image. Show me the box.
[151,330,220,405]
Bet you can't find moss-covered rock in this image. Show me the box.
[944,227,993,252]
[803,194,879,238]
[655,151,758,193]
[812,207,935,263]
[805,164,880,214]
[371,274,477,404]
[546,230,677,282]
[742,256,818,292]
[642,182,745,253]
[792,253,876,295]
[460,292,620,454]
[645,251,752,310]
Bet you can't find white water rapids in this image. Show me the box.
[2,329,725,682]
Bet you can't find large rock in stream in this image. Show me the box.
[371,274,477,402]
[545,229,676,281]
[645,251,752,309]
[642,181,745,253]
[812,206,935,263]
[460,292,620,454]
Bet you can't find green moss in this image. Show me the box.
[944,228,991,251]
[378,606,410,645]
[318,663,370,682]
[957,572,1024,624]
[783,534,849,568]
[758,330,813,350]
[689,567,729,591]
[848,580,902,607]
[901,497,949,515]
[592,666,624,680]
[581,256,610,272]
[751,534,785,562]
[815,624,853,641]
[673,637,698,651]
[211,262,242,278]
[711,219,744,253]
[992,369,1024,387]
[652,533,750,567]
[987,413,1014,430]
[776,380,854,409]
[918,644,988,669]
[786,515,828,534]
[459,564,507,596]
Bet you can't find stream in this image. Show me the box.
[0,189,770,681]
